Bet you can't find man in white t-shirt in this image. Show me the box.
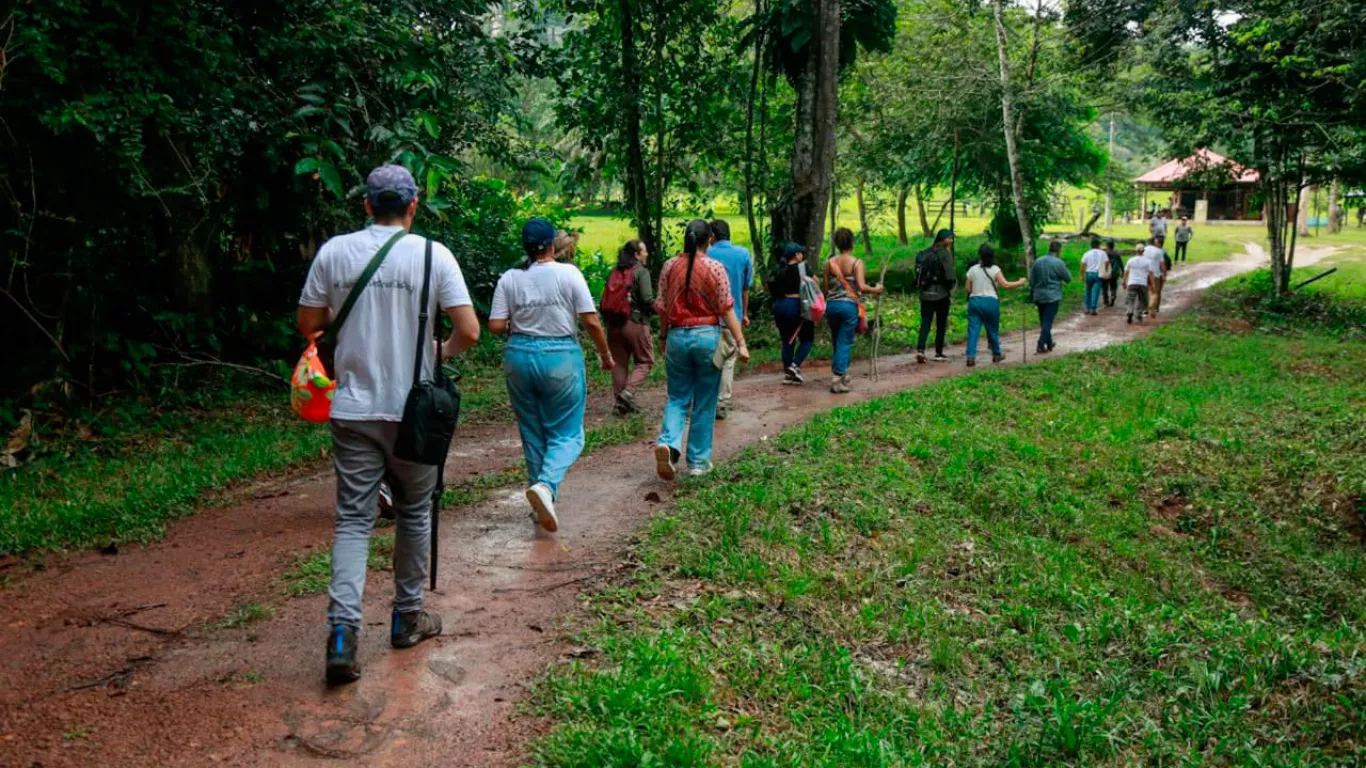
[1143,237,1171,315]
[298,164,481,685]
[1080,238,1109,316]
[1123,243,1156,325]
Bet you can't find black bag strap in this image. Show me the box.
[411,239,434,390]
[330,229,406,340]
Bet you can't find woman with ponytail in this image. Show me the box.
[488,218,614,533]
[652,219,750,479]
[602,239,654,413]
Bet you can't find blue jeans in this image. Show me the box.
[966,296,1002,359]
[1036,301,1060,351]
[772,297,813,369]
[1084,272,1102,312]
[825,299,859,376]
[504,335,587,498]
[658,326,722,469]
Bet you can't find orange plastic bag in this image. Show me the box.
[291,335,336,423]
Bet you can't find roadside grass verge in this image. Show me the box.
[528,284,1366,765]
[282,533,395,597]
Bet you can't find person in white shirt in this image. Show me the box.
[1080,238,1109,316]
[1123,243,1156,324]
[489,218,614,534]
[298,164,481,685]
[1143,237,1171,315]
[963,244,1027,366]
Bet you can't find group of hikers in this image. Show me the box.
[299,164,1188,684]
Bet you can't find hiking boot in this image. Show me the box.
[654,443,679,481]
[830,375,851,394]
[916,351,927,364]
[992,354,1005,364]
[391,609,443,649]
[965,357,976,368]
[1048,342,1056,352]
[716,401,729,420]
[325,624,362,686]
[526,483,558,532]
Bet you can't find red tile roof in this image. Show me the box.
[1134,149,1259,185]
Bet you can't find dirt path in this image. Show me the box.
[0,255,1270,766]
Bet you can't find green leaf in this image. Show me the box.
[418,112,440,139]
[318,160,344,199]
[293,157,320,176]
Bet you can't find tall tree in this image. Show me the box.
[617,0,655,258]
[992,0,1037,265]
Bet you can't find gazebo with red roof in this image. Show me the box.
[1134,149,1262,223]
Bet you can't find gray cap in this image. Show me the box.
[366,164,418,207]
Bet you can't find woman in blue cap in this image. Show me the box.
[489,218,614,533]
[768,242,815,384]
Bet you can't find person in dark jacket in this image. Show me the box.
[769,242,814,384]
[916,229,956,363]
[1029,240,1072,354]
[1102,240,1124,307]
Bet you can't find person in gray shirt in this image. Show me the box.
[1029,239,1072,354]
[1173,218,1193,262]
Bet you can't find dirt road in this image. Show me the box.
[0,254,1276,766]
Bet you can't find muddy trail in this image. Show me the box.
[0,253,1294,766]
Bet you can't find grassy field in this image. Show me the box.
[527,265,1366,766]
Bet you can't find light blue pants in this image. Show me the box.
[1084,272,1102,312]
[504,335,587,498]
[658,326,722,469]
[966,296,1002,359]
[825,299,859,376]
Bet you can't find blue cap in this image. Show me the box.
[366,164,418,207]
[522,218,557,253]
[783,242,806,261]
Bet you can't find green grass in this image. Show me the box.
[282,533,396,597]
[527,278,1366,766]
[213,602,276,630]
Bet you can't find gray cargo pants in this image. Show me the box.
[327,420,436,629]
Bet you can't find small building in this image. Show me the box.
[1134,149,1261,223]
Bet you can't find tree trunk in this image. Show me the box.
[771,0,841,272]
[916,186,931,237]
[1078,209,1101,235]
[1328,179,1342,234]
[1296,185,1312,237]
[896,186,909,245]
[857,178,872,256]
[618,0,655,262]
[829,174,838,257]
[992,0,1037,267]
[743,0,767,254]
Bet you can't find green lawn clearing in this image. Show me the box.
[528,269,1366,766]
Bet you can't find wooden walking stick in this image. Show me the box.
[869,249,895,381]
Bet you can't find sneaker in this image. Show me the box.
[687,462,714,477]
[716,402,729,421]
[325,624,362,685]
[378,482,395,521]
[654,443,679,481]
[526,483,558,532]
[1036,347,1048,355]
[965,357,976,368]
[916,352,927,364]
[933,354,949,363]
[391,609,443,650]
[619,389,639,412]
[782,367,799,385]
[790,366,805,383]
[830,375,851,394]
[1048,342,1056,352]
[992,354,1004,364]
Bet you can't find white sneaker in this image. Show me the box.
[687,462,714,477]
[526,483,558,532]
[654,443,678,481]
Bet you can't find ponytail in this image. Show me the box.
[682,219,712,293]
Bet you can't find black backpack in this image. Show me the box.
[915,248,944,290]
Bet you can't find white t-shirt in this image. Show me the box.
[1144,245,1168,277]
[966,264,1001,298]
[490,261,596,338]
[1125,255,1154,287]
[1081,248,1108,274]
[300,225,473,422]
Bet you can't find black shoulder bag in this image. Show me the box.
[315,229,407,378]
[394,239,462,466]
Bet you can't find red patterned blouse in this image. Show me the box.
[653,253,735,328]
